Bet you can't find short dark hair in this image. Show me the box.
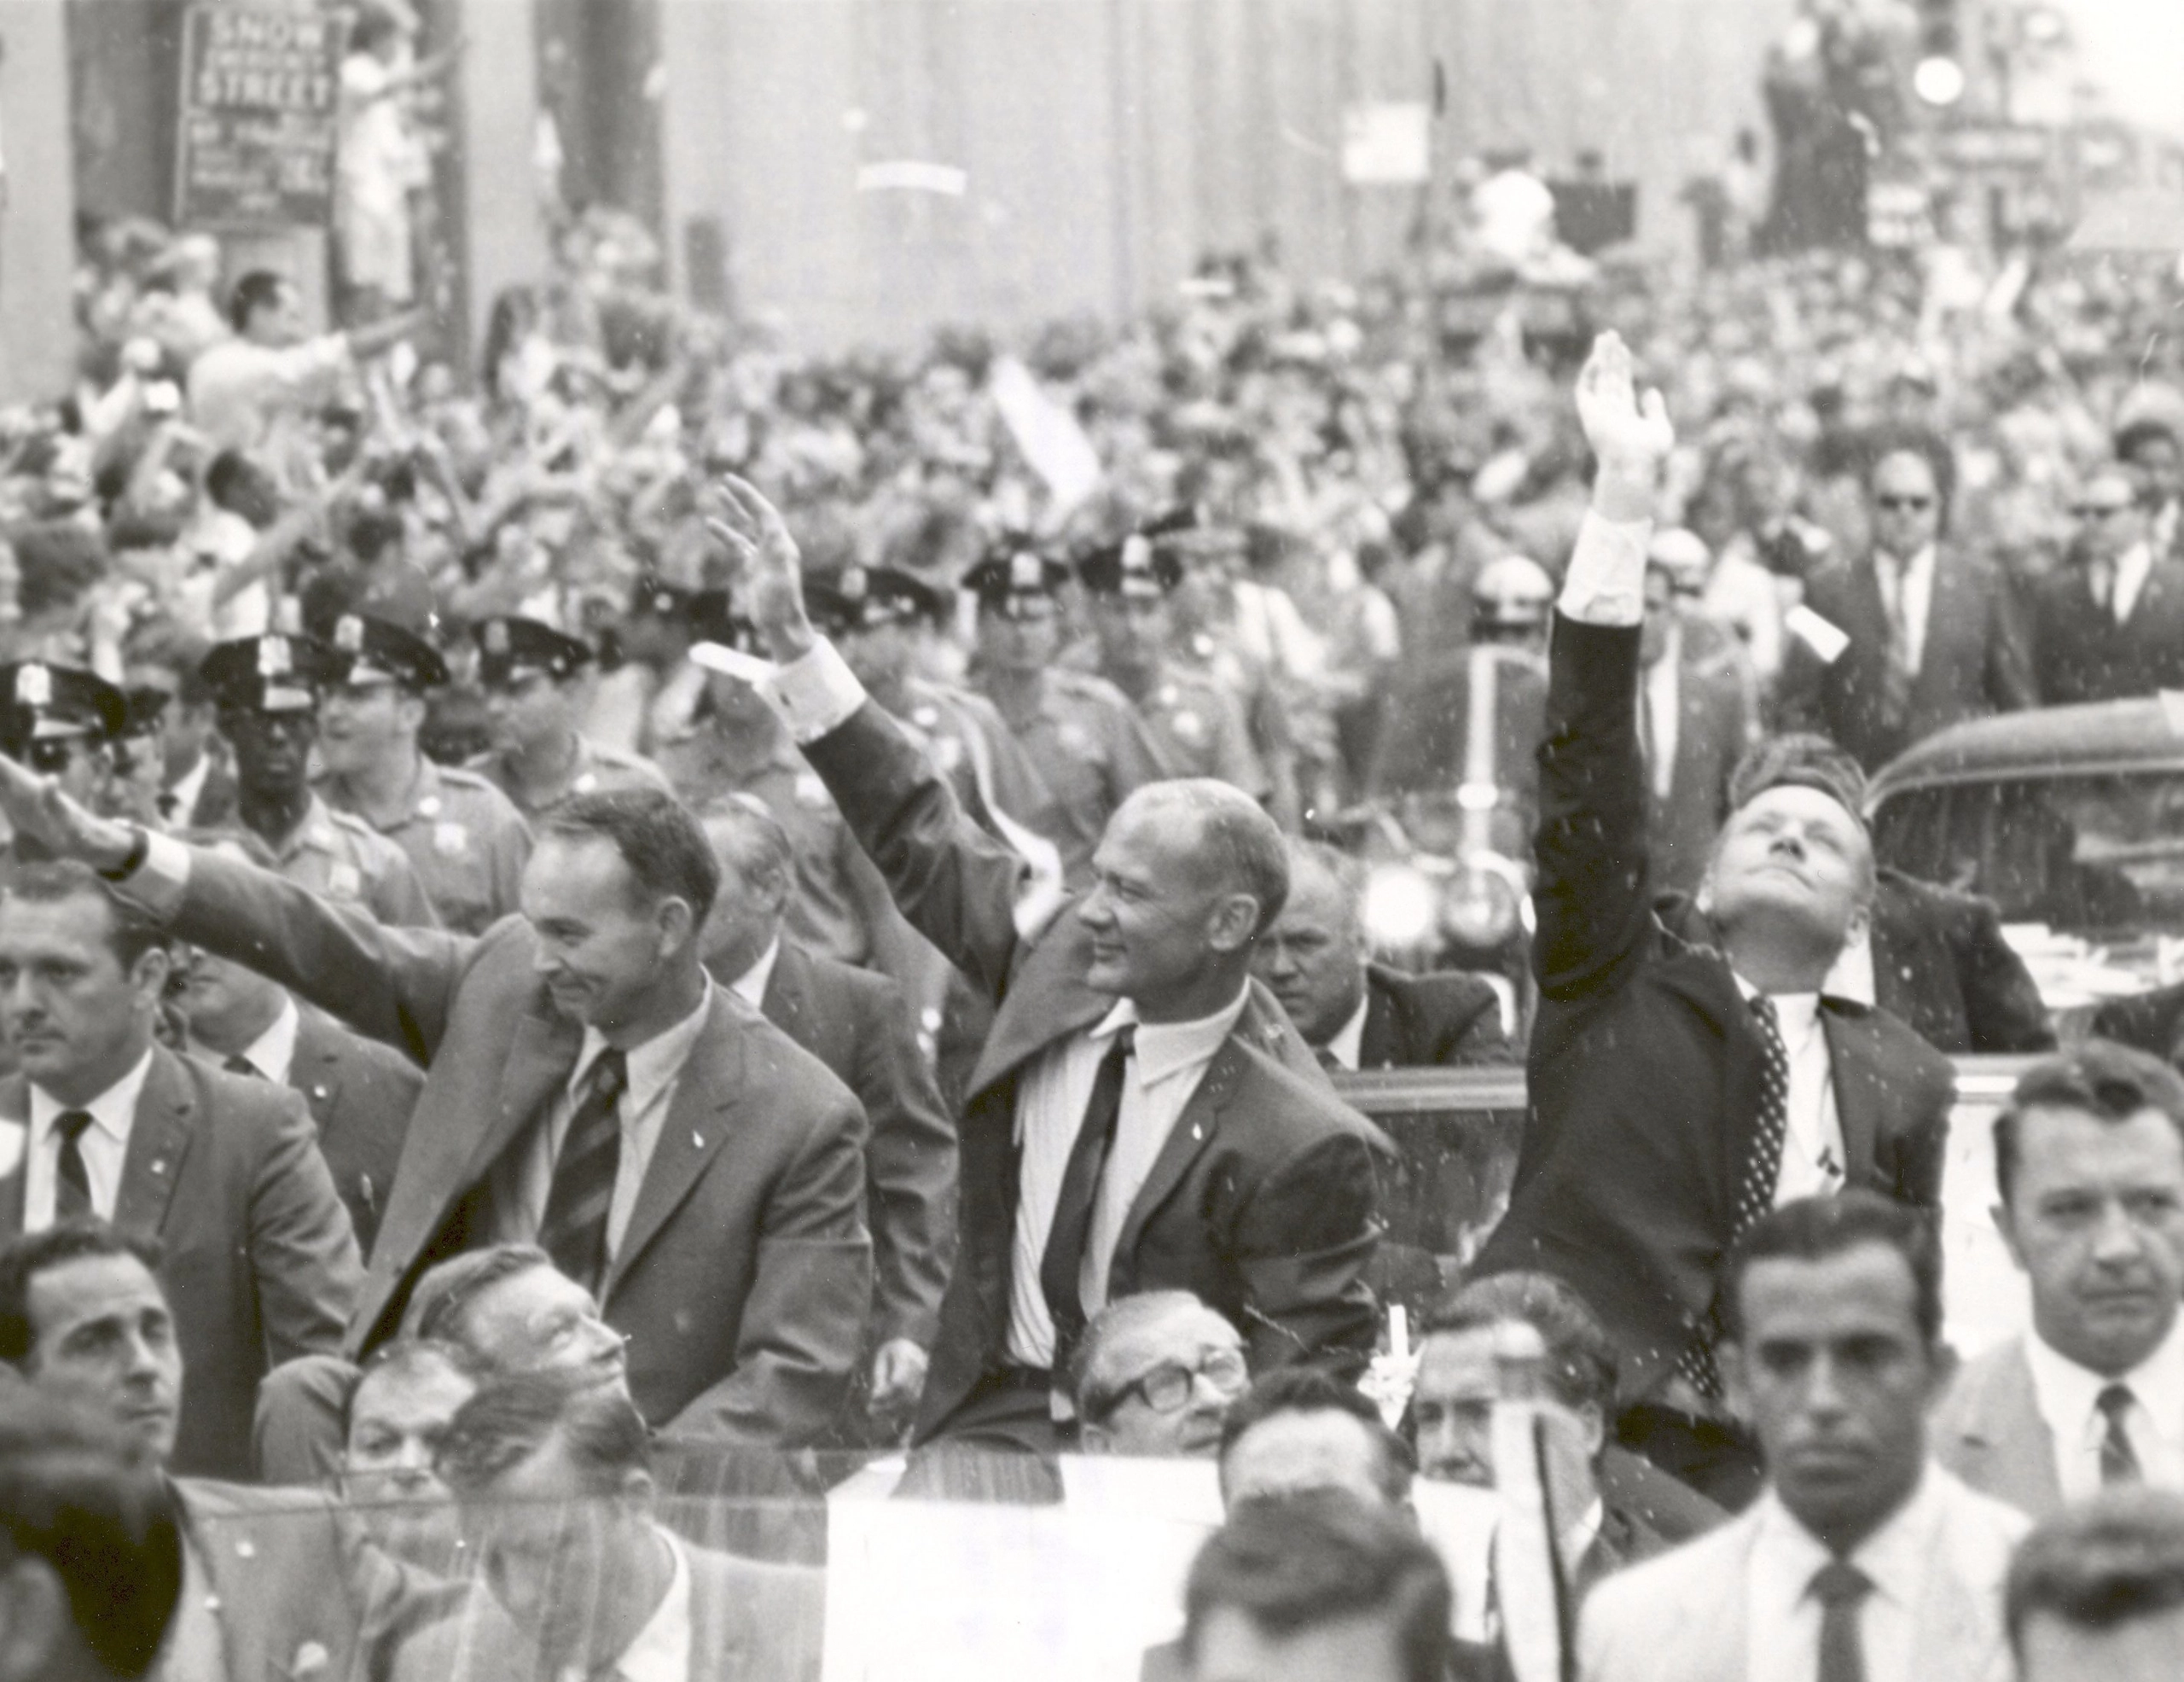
[204,450,277,519]
[1723,1190,1943,1349]
[403,1243,557,1355]
[435,1370,650,1497]
[2115,417,2182,467]
[1994,1040,2184,1208]
[0,859,168,972]
[0,1220,165,1367]
[540,789,720,925]
[2007,1488,2184,1654]
[0,1393,183,1679]
[1425,1271,1620,1417]
[1865,425,1959,530]
[227,270,291,334]
[1124,779,1290,937]
[1217,1366,1414,1506]
[1182,1488,1451,1682]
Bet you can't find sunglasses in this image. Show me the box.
[1874,495,1935,512]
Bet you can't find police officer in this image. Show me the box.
[198,632,441,928]
[1078,531,1269,800]
[0,662,127,830]
[468,615,671,820]
[963,540,1169,886]
[315,612,532,934]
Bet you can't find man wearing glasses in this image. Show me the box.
[0,662,126,829]
[1778,427,2034,771]
[2029,461,2184,706]
[197,633,439,927]
[1072,1290,1250,1458]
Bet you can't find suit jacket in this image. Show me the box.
[386,1529,823,1682]
[173,1478,380,1682]
[1577,1467,2027,1682]
[1360,963,1509,1068]
[1776,546,2036,771]
[2094,978,2184,1067]
[2030,554,2184,705]
[1869,870,2055,1056]
[1475,614,1957,1400]
[799,700,1392,1440]
[744,939,958,1350]
[0,1048,360,1480]
[1929,1337,2067,1519]
[1642,632,1756,895]
[287,1005,427,1258]
[151,848,874,1446]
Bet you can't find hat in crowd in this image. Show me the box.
[0,662,128,759]
[325,613,450,692]
[963,541,1069,620]
[1647,528,1712,597]
[803,566,948,637]
[1728,732,1870,830]
[120,687,170,742]
[1077,530,1183,600]
[200,634,341,715]
[473,616,593,688]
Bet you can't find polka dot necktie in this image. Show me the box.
[1734,995,1793,1239]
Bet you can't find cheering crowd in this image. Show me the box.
[14,143,2184,1681]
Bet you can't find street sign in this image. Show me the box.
[175,3,350,230]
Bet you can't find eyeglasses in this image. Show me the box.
[1874,495,1935,512]
[1099,1346,1249,1417]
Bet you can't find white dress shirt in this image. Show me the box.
[2112,540,2155,626]
[725,936,782,1011]
[1004,987,1249,1371]
[191,995,301,1085]
[1642,627,1682,803]
[2023,1314,2184,1502]
[23,1048,156,1231]
[607,1528,692,1682]
[1873,544,1937,676]
[1731,975,1846,1203]
[495,981,716,1260]
[1321,989,1372,1073]
[1745,1468,1947,1682]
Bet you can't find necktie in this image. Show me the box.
[1038,1027,1135,1369]
[2098,1383,2143,1485]
[2089,559,2115,615]
[537,1050,630,1293]
[223,1054,261,1079]
[1316,1043,1344,1074]
[53,1110,95,1220]
[1812,1559,1873,1682]
[1875,559,1915,736]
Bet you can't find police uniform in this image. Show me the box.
[315,614,533,936]
[965,545,1170,883]
[0,663,130,857]
[198,634,443,930]
[1077,532,1269,798]
[466,615,671,820]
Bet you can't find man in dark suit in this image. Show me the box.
[1933,1044,2184,1517]
[1639,552,1757,895]
[0,862,360,1479]
[1473,336,1956,1505]
[0,777,874,1447]
[1252,838,1509,1069]
[696,794,957,1434]
[1776,427,2036,771]
[167,829,425,1255]
[2027,461,2184,705]
[706,474,1390,1454]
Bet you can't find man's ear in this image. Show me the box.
[653,894,696,955]
[130,946,171,1010]
[1205,893,1262,957]
[618,1466,656,1514]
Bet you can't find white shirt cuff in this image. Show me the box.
[1555,510,1655,627]
[117,829,193,921]
[768,637,869,745]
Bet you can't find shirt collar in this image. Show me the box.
[1323,987,1372,1072]
[193,996,300,1084]
[574,979,715,1117]
[1091,983,1252,1088]
[2024,1312,2184,1446]
[727,936,783,1011]
[1731,970,1826,1033]
[608,1527,690,1682]
[1752,1463,1943,1614]
[31,1046,157,1147]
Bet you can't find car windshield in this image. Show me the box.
[1873,771,2184,943]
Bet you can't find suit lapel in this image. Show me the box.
[1820,1005,1884,1188]
[113,1050,194,1238]
[1910,550,1967,713]
[1954,1343,2065,1517]
[0,1078,26,1245]
[459,1005,582,1192]
[1357,981,1397,1070]
[602,993,745,1299]
[966,919,1113,1098]
[1111,1040,1243,1268]
[176,1482,275,1682]
[290,1013,347,1120]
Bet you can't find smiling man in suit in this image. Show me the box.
[1933,1043,2184,1518]
[0,862,359,1479]
[1473,335,1956,1508]
[0,774,874,1448]
[706,474,1390,1454]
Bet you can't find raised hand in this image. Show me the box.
[703,474,815,661]
[0,750,136,870]
[1574,331,1673,517]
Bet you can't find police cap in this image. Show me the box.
[1077,531,1182,600]
[200,634,340,716]
[473,616,593,688]
[325,614,450,692]
[963,542,1069,620]
[803,566,948,637]
[0,663,128,760]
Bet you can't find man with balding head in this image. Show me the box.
[1254,840,1507,1071]
[709,477,1390,1454]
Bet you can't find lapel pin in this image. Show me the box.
[692,1132,705,1149]
[234,1539,255,1559]
[151,1160,167,1176]
[1192,1125,1205,1141]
